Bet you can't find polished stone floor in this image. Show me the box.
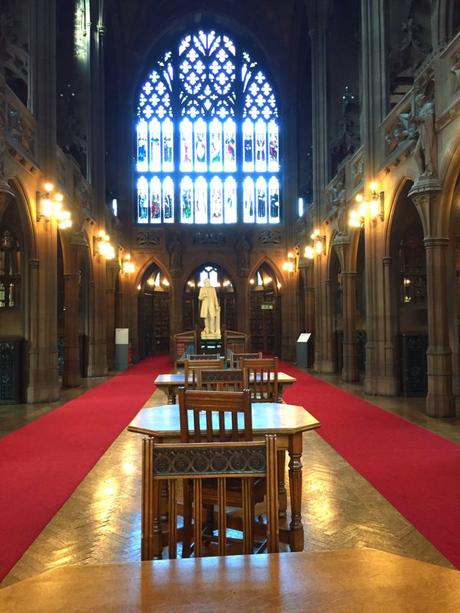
[1,371,459,587]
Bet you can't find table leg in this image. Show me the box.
[167,385,176,404]
[288,432,304,551]
[277,450,287,517]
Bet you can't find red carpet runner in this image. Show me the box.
[280,360,460,568]
[0,355,171,581]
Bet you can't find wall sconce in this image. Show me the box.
[304,245,315,260]
[309,229,326,255]
[95,230,115,260]
[122,253,135,274]
[348,182,384,228]
[283,247,300,273]
[37,182,73,229]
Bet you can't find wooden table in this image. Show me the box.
[128,402,319,553]
[2,549,460,612]
[154,371,296,403]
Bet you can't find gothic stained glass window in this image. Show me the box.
[135,30,280,224]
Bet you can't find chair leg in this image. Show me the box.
[182,479,193,558]
[203,504,215,542]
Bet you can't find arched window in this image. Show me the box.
[135,30,280,225]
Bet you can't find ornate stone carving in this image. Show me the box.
[330,87,360,175]
[257,230,281,246]
[136,230,161,248]
[153,445,267,477]
[193,232,226,245]
[235,235,250,277]
[410,82,437,177]
[168,235,182,274]
[7,103,35,157]
[351,149,364,188]
[451,52,460,92]
[385,109,415,155]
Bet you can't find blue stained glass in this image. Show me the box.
[135,30,280,225]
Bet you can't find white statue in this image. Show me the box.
[198,279,221,339]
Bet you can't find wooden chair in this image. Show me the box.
[230,352,262,368]
[242,357,279,402]
[184,358,225,389]
[177,386,266,554]
[196,368,244,392]
[178,387,251,442]
[142,435,279,559]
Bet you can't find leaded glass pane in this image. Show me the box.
[150,177,162,223]
[256,177,267,223]
[149,118,161,172]
[163,177,174,222]
[255,119,266,172]
[243,119,254,172]
[180,118,193,172]
[224,177,237,223]
[268,120,279,172]
[137,177,149,223]
[180,177,193,223]
[194,118,207,172]
[162,118,174,172]
[224,118,236,172]
[210,177,223,223]
[209,118,223,172]
[194,176,208,224]
[268,176,280,223]
[137,120,148,172]
[243,177,255,223]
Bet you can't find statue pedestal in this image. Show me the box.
[199,338,223,356]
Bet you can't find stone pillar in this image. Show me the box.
[422,238,454,416]
[409,180,455,417]
[381,256,400,394]
[105,261,119,371]
[341,271,359,382]
[307,0,330,215]
[63,272,81,387]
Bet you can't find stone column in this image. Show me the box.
[307,0,330,215]
[341,271,359,382]
[63,272,81,387]
[409,180,455,417]
[381,256,400,394]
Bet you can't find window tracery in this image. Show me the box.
[135,30,280,225]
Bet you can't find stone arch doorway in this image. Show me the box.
[389,182,428,396]
[249,262,281,355]
[138,263,171,357]
[183,264,236,334]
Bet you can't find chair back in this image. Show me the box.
[242,357,279,402]
[184,357,225,388]
[196,368,244,392]
[188,354,224,361]
[230,352,262,368]
[178,387,252,442]
[142,435,279,559]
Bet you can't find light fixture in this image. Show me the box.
[348,181,384,228]
[136,284,142,291]
[283,246,300,273]
[162,278,170,287]
[37,182,73,229]
[95,230,116,260]
[304,245,314,260]
[249,278,255,285]
[147,277,155,287]
[122,253,135,274]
